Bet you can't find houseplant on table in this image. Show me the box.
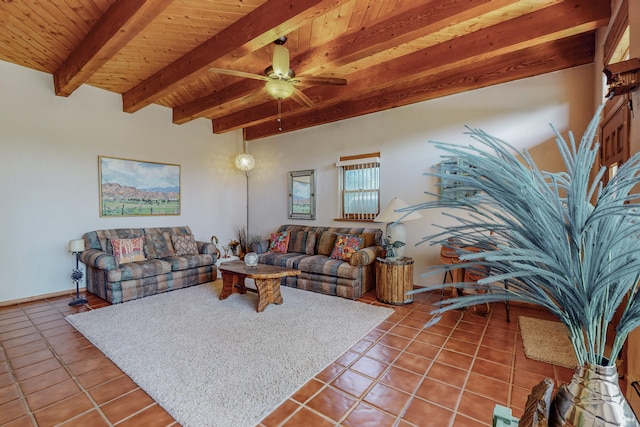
[404,102,640,426]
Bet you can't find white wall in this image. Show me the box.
[0,61,247,303]
[248,64,596,287]
[0,59,597,303]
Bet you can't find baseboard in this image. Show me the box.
[0,288,87,307]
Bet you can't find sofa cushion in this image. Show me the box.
[257,252,308,269]
[288,231,317,255]
[144,232,176,259]
[171,234,199,255]
[269,231,290,253]
[330,234,363,261]
[317,232,338,256]
[111,237,146,265]
[297,255,360,279]
[163,254,215,271]
[107,259,172,282]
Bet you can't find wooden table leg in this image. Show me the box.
[219,272,245,300]
[254,277,283,312]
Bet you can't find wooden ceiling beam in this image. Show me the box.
[122,0,351,114]
[243,32,596,140]
[173,0,516,125]
[173,79,265,125]
[290,0,518,75]
[53,0,172,97]
[213,0,609,134]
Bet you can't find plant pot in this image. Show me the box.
[549,362,639,426]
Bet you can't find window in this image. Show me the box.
[336,152,380,221]
[439,158,478,200]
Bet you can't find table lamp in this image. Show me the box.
[68,239,87,306]
[374,198,423,258]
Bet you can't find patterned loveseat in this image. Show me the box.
[80,226,217,304]
[252,225,383,300]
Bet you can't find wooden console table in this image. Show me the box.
[376,257,414,305]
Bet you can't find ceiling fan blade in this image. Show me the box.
[290,88,314,108]
[242,87,272,104]
[272,44,290,77]
[208,68,269,82]
[294,76,347,86]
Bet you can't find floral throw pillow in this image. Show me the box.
[330,234,363,261]
[171,234,199,255]
[268,231,290,253]
[111,237,146,265]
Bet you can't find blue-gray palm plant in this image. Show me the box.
[405,102,640,367]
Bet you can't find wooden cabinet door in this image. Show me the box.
[600,95,631,184]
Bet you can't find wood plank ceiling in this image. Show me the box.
[0,0,610,140]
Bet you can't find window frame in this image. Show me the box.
[336,152,380,222]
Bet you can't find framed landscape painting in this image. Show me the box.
[99,156,181,217]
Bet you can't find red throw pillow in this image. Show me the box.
[268,231,290,253]
[111,237,146,265]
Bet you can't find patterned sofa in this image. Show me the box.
[252,224,383,300]
[80,226,217,303]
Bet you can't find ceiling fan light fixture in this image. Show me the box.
[265,79,295,99]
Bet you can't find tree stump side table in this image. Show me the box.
[376,257,414,305]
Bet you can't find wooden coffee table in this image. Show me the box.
[218,261,301,312]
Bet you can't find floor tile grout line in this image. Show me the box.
[391,297,451,426]
[348,295,463,426]
[18,297,115,426]
[0,304,39,426]
[281,302,428,427]
[337,305,426,426]
[445,308,486,427]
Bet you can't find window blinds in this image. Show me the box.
[337,153,380,220]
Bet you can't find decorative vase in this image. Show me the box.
[550,363,639,426]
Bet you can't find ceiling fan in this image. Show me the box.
[209,36,347,108]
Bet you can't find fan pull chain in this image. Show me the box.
[277,99,283,132]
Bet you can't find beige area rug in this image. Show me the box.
[519,316,578,369]
[66,282,393,427]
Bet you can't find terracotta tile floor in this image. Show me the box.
[0,282,576,426]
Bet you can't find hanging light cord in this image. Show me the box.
[277,99,283,132]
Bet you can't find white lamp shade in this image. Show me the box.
[374,198,423,223]
[69,239,85,253]
[234,153,255,171]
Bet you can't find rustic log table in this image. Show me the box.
[218,261,301,312]
[376,257,414,305]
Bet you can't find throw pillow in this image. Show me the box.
[111,237,146,265]
[330,234,364,261]
[171,234,199,255]
[268,231,290,253]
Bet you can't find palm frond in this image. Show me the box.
[405,102,640,366]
